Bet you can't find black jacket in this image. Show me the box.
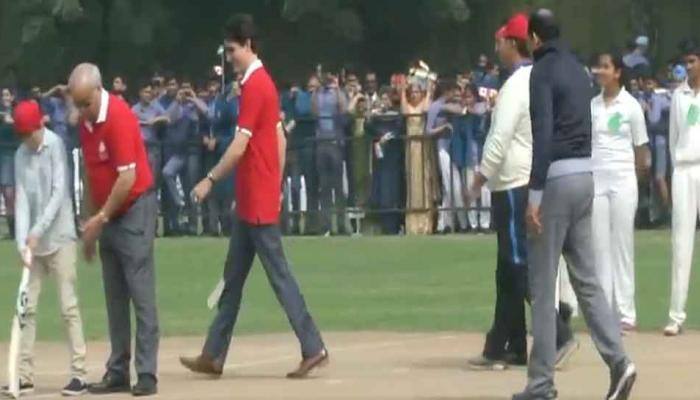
[529,39,593,190]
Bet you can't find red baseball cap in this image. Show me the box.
[13,100,43,136]
[502,13,529,41]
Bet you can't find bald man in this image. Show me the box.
[69,63,159,397]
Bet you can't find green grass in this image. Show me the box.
[0,231,696,341]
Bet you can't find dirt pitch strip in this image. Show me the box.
[1,331,698,399]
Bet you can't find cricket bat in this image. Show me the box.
[6,261,31,399]
[207,278,225,310]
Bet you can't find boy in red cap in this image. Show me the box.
[2,100,88,397]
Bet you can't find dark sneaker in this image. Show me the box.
[554,338,579,370]
[62,378,87,396]
[606,361,637,400]
[87,372,130,394]
[132,374,158,397]
[467,355,507,371]
[2,381,35,396]
[503,352,528,367]
[512,389,558,400]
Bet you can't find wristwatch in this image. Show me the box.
[207,172,217,183]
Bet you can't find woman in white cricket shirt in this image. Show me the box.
[590,52,650,333]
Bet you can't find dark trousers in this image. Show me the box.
[484,186,572,360]
[316,141,346,234]
[203,216,324,364]
[98,192,160,378]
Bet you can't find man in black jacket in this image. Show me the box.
[513,9,637,400]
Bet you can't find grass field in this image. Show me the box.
[0,230,696,342]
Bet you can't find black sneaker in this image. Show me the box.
[1,381,35,395]
[132,374,157,397]
[88,372,130,394]
[62,378,87,396]
[606,361,637,400]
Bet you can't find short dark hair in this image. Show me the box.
[529,8,560,42]
[224,13,258,52]
[679,38,700,57]
[435,78,459,99]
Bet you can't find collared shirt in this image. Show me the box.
[314,87,345,138]
[643,90,671,138]
[80,89,153,215]
[14,128,76,256]
[426,98,450,151]
[670,80,700,166]
[164,101,199,155]
[209,90,239,154]
[591,88,648,172]
[132,101,166,143]
[236,58,282,224]
[44,97,73,147]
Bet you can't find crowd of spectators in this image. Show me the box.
[0,35,688,237]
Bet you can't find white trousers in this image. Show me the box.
[464,167,491,230]
[669,164,700,325]
[437,148,467,231]
[592,169,638,325]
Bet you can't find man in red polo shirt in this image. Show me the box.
[180,14,327,379]
[68,63,159,397]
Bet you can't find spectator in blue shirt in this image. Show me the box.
[203,80,239,236]
[162,80,207,236]
[132,82,170,190]
[158,76,179,110]
[312,72,348,235]
[641,75,672,220]
[287,75,320,234]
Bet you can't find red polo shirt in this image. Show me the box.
[80,90,153,216]
[236,59,282,225]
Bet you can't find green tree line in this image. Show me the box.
[0,0,697,90]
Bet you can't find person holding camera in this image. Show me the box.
[161,81,207,236]
[312,72,348,236]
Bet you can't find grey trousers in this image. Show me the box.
[99,192,160,378]
[526,173,627,395]
[203,217,325,364]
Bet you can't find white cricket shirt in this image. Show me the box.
[591,87,648,172]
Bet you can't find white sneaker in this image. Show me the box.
[663,322,683,337]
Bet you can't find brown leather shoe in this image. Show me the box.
[179,354,223,377]
[286,349,329,379]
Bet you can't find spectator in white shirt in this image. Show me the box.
[590,52,650,334]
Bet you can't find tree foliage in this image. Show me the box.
[0,0,698,91]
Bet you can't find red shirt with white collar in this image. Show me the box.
[80,89,153,216]
[235,59,282,225]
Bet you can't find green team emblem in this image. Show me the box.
[607,112,623,133]
[687,104,700,126]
